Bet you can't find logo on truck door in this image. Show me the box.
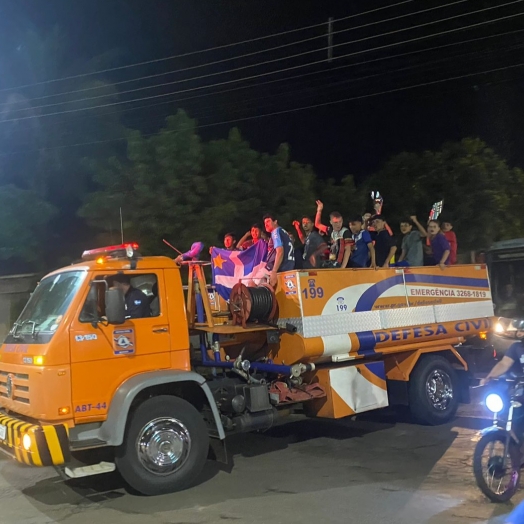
[112,329,136,355]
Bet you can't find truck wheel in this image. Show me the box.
[408,355,459,425]
[115,395,209,495]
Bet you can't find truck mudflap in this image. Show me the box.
[0,411,71,467]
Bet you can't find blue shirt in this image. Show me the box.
[506,499,524,523]
[506,341,524,375]
[267,227,295,272]
[351,230,372,267]
[430,233,451,265]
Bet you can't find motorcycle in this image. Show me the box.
[473,376,524,502]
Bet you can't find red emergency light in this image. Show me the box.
[81,242,139,261]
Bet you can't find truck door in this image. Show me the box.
[69,270,171,422]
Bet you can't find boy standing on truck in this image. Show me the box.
[314,200,352,268]
[223,233,237,251]
[348,216,376,268]
[292,216,327,269]
[262,214,295,287]
[397,218,424,267]
[411,217,451,269]
[370,215,397,268]
[441,219,458,264]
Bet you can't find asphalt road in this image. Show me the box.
[0,397,521,524]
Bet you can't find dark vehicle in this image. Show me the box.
[486,239,524,357]
[473,376,523,502]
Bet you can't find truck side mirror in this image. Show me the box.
[106,288,126,325]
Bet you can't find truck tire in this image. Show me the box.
[408,355,459,425]
[115,395,209,495]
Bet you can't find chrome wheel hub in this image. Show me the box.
[137,417,191,475]
[426,370,453,411]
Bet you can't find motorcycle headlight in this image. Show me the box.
[486,393,504,413]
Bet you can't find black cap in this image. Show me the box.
[371,214,385,222]
[111,273,131,285]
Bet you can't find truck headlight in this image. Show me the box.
[22,433,32,451]
[486,393,504,413]
[495,322,505,333]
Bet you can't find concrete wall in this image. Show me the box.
[0,274,38,342]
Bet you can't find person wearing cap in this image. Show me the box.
[370,214,396,268]
[348,215,376,268]
[110,274,151,319]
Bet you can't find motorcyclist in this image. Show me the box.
[480,319,524,385]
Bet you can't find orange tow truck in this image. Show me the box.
[0,243,494,494]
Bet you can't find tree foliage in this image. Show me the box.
[0,26,123,270]
[364,138,524,251]
[80,111,319,255]
[0,186,56,264]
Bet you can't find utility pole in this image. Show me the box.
[120,207,124,244]
[327,17,333,63]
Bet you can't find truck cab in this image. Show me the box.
[0,245,193,467]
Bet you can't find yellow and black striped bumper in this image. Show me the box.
[0,412,70,467]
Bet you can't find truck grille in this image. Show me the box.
[0,371,30,404]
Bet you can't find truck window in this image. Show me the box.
[80,273,160,322]
[17,270,86,336]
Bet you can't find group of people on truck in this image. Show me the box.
[212,200,458,284]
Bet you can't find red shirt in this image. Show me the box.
[443,231,457,264]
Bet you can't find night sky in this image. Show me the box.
[2,0,524,182]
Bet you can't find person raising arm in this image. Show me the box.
[315,200,351,268]
[292,220,306,245]
[411,216,450,270]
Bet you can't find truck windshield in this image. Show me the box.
[14,270,86,336]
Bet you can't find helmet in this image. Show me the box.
[509,318,524,339]
[511,319,524,331]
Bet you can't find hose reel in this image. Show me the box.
[229,283,278,327]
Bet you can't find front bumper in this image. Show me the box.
[0,411,70,466]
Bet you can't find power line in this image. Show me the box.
[193,63,524,127]
[13,42,511,140]
[23,0,470,103]
[100,43,524,129]
[23,27,524,129]
[5,0,521,114]
[1,61,523,156]
[3,10,524,123]
[163,42,524,120]
[5,39,520,147]
[0,0,416,93]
